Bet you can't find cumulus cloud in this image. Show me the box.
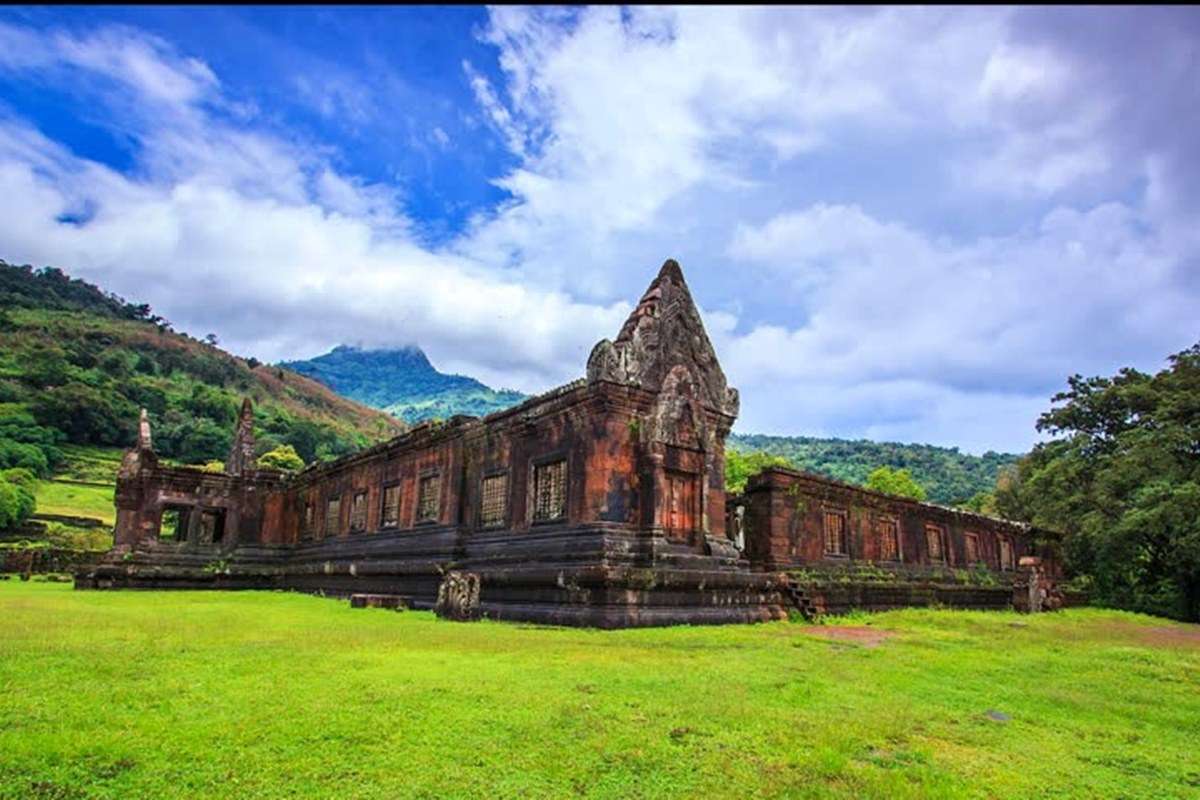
[721,200,1194,451]
[0,8,1196,453]
[0,21,630,395]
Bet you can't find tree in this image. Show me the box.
[185,384,237,426]
[155,415,231,464]
[0,468,37,530]
[0,410,63,476]
[996,342,1200,621]
[257,444,305,472]
[32,382,136,446]
[725,449,794,495]
[864,466,927,501]
[958,490,997,516]
[0,440,48,475]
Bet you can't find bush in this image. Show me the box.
[0,409,64,475]
[124,379,169,417]
[258,444,304,472]
[726,449,793,494]
[864,466,927,501]
[0,440,48,475]
[0,469,36,530]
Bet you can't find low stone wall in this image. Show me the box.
[0,520,49,542]
[802,581,1015,615]
[2,548,105,574]
[31,513,109,529]
[1060,590,1090,608]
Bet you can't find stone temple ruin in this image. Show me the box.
[78,260,1063,626]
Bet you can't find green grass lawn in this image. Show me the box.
[0,584,1197,799]
[33,445,120,528]
[32,480,115,526]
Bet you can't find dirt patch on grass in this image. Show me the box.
[1090,620,1200,649]
[1134,626,1200,649]
[803,626,894,648]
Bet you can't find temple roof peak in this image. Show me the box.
[586,258,738,419]
[657,258,684,284]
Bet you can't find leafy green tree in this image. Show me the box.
[996,342,1200,621]
[958,490,997,515]
[134,354,158,375]
[0,440,48,475]
[0,467,36,530]
[725,449,794,494]
[22,348,72,388]
[155,413,231,464]
[0,410,63,476]
[258,444,305,472]
[125,378,169,417]
[32,382,136,446]
[185,384,237,426]
[314,442,340,463]
[864,466,928,501]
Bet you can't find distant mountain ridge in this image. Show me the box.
[279,345,527,424]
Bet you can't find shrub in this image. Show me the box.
[258,444,304,472]
[0,469,36,530]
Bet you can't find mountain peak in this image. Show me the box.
[278,344,526,423]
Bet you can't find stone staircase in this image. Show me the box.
[782,575,823,622]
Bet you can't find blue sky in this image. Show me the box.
[0,6,1197,453]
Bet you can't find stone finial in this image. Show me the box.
[119,408,157,478]
[138,408,153,451]
[225,398,257,475]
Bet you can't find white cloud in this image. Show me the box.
[0,21,630,394]
[718,200,1196,449]
[0,20,216,109]
[726,201,1189,385]
[0,9,1197,454]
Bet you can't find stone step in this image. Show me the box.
[782,578,821,623]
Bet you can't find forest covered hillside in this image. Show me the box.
[728,433,1019,506]
[0,260,404,474]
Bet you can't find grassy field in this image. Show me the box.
[31,481,115,526]
[25,445,119,531]
[0,584,1197,799]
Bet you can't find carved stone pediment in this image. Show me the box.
[648,365,707,450]
[586,259,738,420]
